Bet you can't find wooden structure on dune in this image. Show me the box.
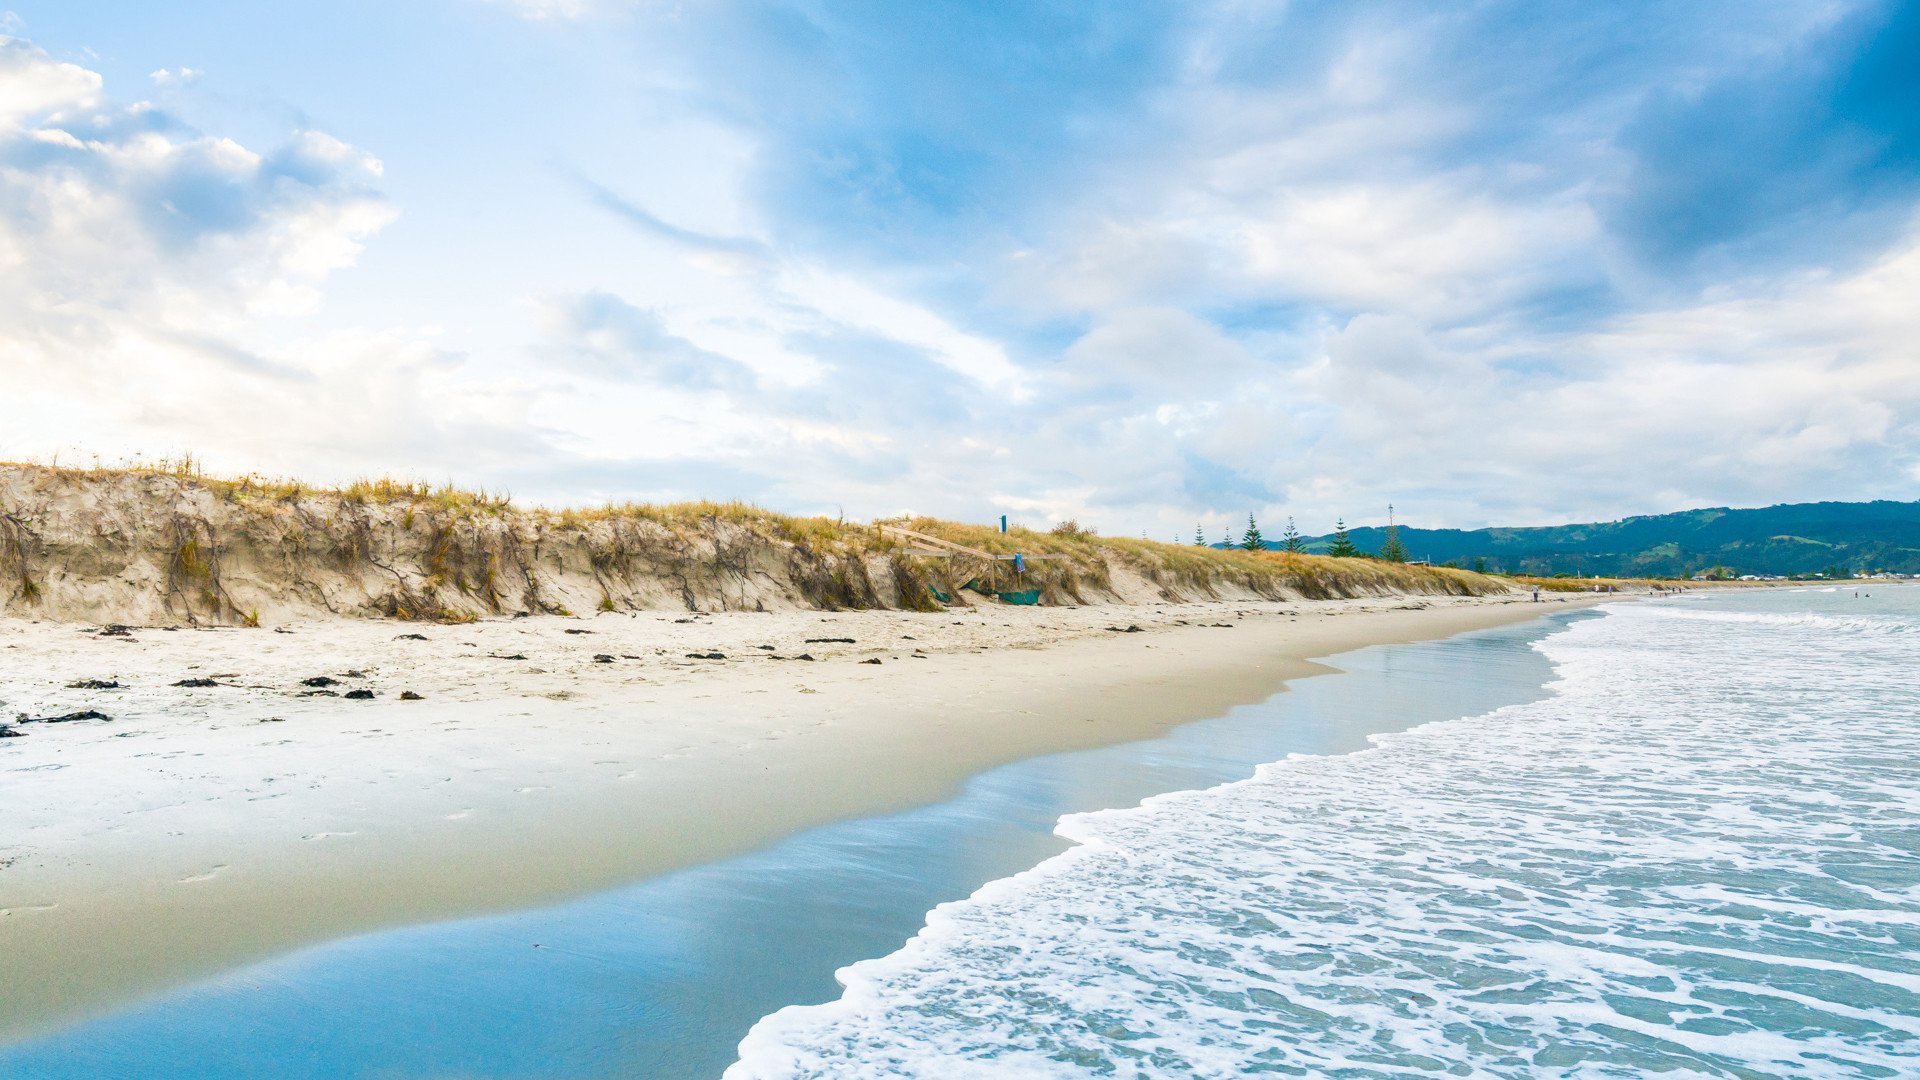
[877,523,1063,605]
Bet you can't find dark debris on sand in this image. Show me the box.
[18,710,112,724]
[67,679,122,690]
[174,678,221,688]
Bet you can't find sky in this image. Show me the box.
[0,0,1915,539]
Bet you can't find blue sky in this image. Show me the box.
[0,1,1915,537]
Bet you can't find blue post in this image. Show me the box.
[1000,515,1007,533]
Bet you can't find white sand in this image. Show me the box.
[0,593,1598,1042]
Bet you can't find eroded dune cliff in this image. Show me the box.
[0,465,1511,625]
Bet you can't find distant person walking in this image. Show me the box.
[1532,586,1541,603]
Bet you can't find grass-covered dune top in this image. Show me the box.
[0,463,1513,625]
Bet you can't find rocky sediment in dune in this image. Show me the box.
[0,465,1512,625]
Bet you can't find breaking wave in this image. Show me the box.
[730,594,1920,1078]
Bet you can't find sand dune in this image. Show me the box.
[0,463,1510,626]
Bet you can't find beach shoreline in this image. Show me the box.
[2,592,1607,1043]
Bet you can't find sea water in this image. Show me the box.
[0,611,1571,1079]
[730,588,1920,1078]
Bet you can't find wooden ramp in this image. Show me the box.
[878,524,994,560]
[877,524,1069,561]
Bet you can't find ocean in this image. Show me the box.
[731,587,1920,1078]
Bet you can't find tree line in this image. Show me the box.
[1193,513,1412,563]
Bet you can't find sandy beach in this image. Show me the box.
[1,6,1907,1073]
[0,592,1605,1043]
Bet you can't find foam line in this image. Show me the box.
[729,593,1920,1078]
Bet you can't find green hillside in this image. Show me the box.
[1284,500,1920,577]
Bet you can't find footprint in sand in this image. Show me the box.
[179,865,228,883]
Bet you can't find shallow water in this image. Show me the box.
[733,587,1920,1078]
[0,611,1573,1079]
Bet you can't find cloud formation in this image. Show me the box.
[0,34,545,482]
[3,3,1918,537]
[507,0,1919,533]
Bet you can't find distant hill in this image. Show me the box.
[1272,500,1920,577]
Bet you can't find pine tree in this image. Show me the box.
[1378,523,1410,562]
[1194,524,1206,546]
[1281,516,1304,553]
[1327,518,1360,558]
[1241,513,1265,551]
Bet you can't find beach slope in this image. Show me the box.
[0,593,1594,1042]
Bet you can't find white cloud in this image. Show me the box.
[775,266,1030,399]
[481,0,600,20]
[1232,182,1599,318]
[1259,218,1920,527]
[148,67,202,88]
[992,222,1212,316]
[1060,307,1249,389]
[0,35,550,484]
[0,35,99,124]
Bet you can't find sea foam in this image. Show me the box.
[729,593,1920,1078]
